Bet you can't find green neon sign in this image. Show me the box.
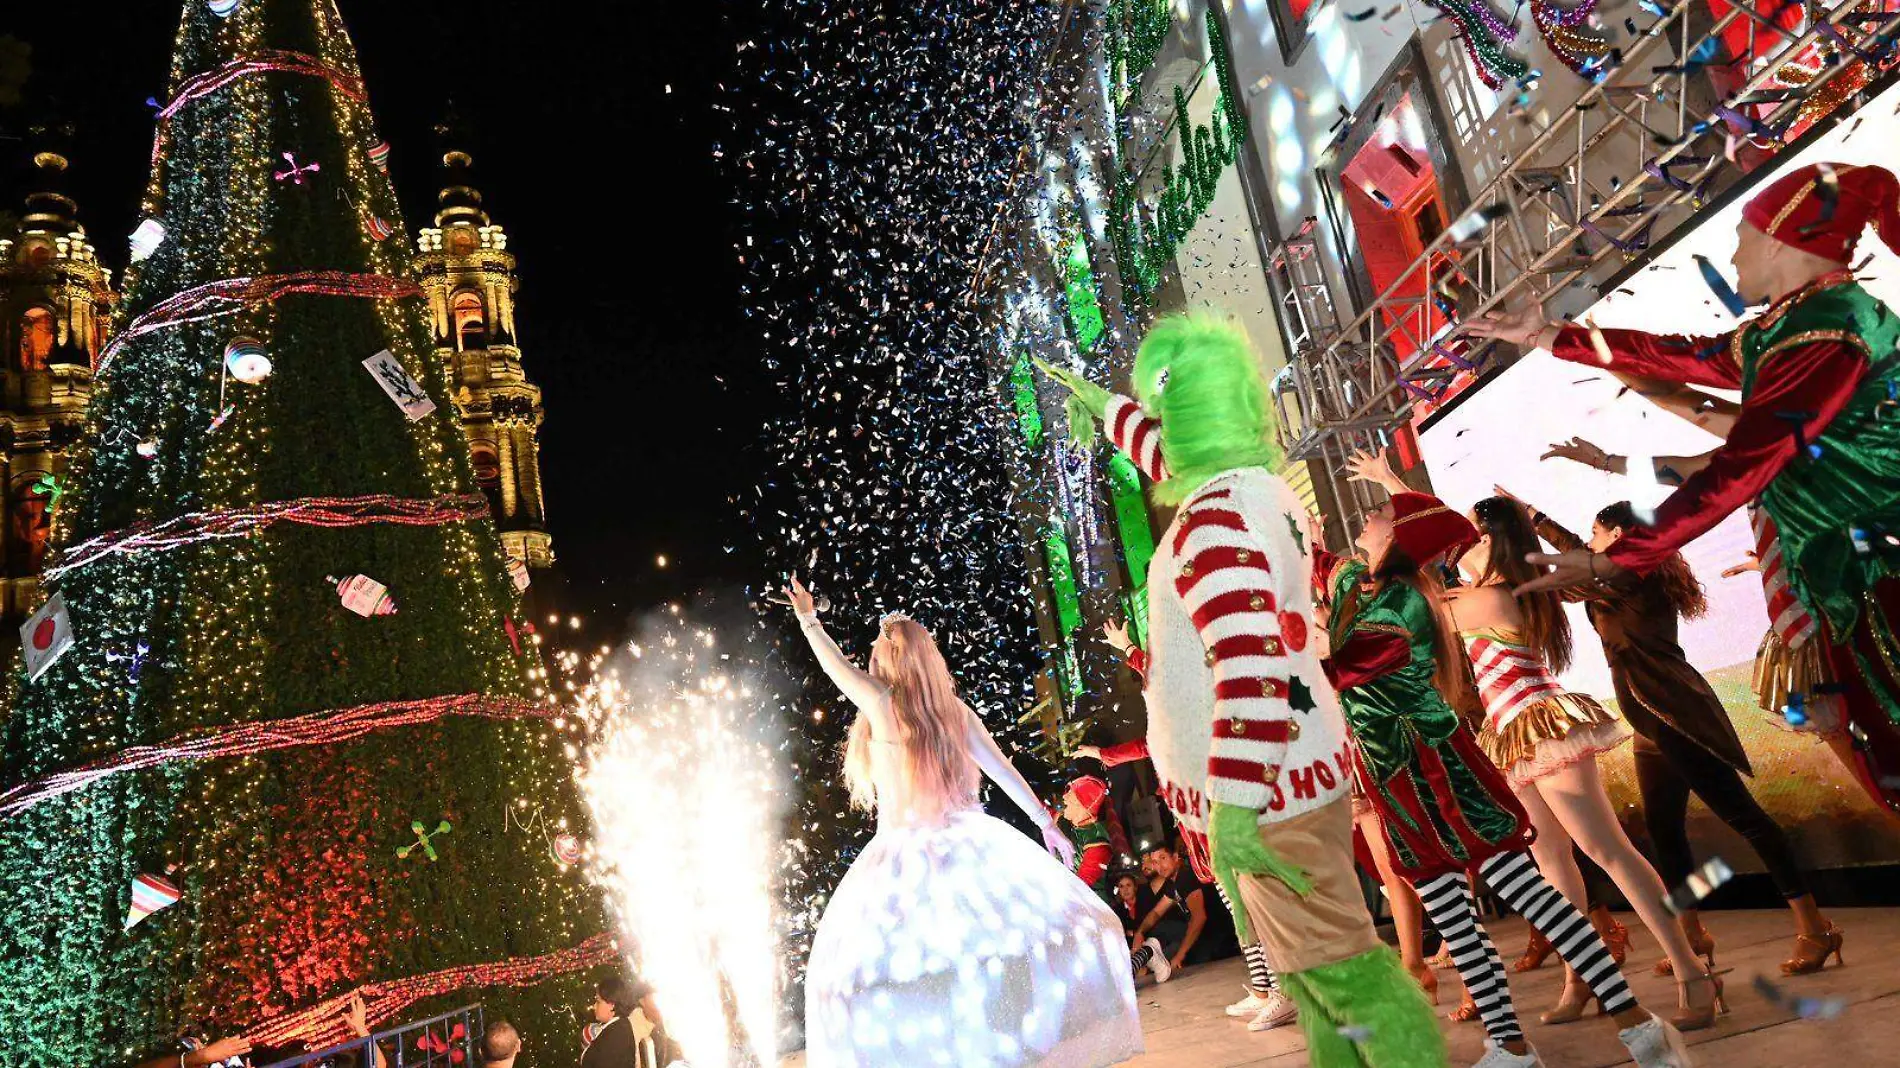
[1062,235,1107,354]
[1108,8,1245,307]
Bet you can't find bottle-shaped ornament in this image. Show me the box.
[328,574,397,617]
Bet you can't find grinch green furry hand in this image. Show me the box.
[1034,358,1111,449]
[1209,802,1312,944]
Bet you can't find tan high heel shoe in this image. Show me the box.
[1539,980,1600,1026]
[1408,961,1441,1005]
[1655,929,1716,977]
[1781,924,1845,975]
[1671,969,1728,1032]
[1448,991,1480,1024]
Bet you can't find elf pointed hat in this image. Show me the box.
[1742,162,1900,265]
[1390,491,1479,565]
[1065,775,1109,818]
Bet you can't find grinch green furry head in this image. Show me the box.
[1132,313,1284,505]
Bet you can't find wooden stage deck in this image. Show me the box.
[1128,906,1898,1067]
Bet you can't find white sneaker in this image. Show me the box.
[1144,939,1172,983]
[1247,990,1299,1032]
[1225,990,1272,1017]
[1620,1015,1695,1068]
[1470,1040,1545,1068]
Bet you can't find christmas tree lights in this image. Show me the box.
[0,2,599,1061]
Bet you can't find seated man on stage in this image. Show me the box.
[1471,161,1900,820]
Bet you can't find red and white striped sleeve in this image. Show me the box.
[1105,393,1169,482]
[1172,485,1292,809]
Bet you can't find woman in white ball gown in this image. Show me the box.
[784,577,1143,1067]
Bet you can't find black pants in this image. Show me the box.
[1633,725,1810,899]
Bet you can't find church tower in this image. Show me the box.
[414,143,553,572]
[0,131,112,624]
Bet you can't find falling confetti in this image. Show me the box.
[1663,856,1733,914]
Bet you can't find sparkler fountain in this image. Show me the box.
[579,620,785,1068]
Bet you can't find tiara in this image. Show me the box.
[879,611,913,630]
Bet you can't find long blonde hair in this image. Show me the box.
[842,616,979,823]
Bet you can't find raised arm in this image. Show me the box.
[1605,337,1868,574]
[1037,358,1170,481]
[963,707,1075,866]
[783,578,893,726]
[1466,305,1741,389]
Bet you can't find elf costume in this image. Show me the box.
[1064,775,1116,892]
[1544,162,1900,814]
[1319,499,1689,1068]
[1045,316,1447,1068]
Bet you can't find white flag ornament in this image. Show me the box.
[21,593,73,682]
[362,349,436,422]
[328,574,397,617]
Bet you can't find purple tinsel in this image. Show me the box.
[1534,0,1600,29]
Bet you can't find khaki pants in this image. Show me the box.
[1236,797,1380,975]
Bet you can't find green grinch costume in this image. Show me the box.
[1044,315,1446,1068]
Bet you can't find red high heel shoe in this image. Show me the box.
[1513,928,1554,972]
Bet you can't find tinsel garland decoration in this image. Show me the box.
[0,694,559,817]
[242,933,617,1051]
[152,49,366,162]
[97,271,423,372]
[1532,0,1613,76]
[46,493,490,579]
[1430,0,1531,89]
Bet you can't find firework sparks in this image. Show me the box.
[580,620,784,1067]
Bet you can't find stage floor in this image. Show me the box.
[1128,906,1899,1067]
[777,906,1898,1066]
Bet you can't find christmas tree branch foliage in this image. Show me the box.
[0,2,600,1062]
[728,0,1064,1006]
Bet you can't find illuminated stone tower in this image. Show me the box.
[0,134,112,624]
[414,145,553,571]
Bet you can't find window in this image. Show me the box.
[18,307,55,372]
[9,484,49,574]
[1264,0,1327,64]
[451,291,487,350]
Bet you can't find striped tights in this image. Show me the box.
[1415,850,1635,1045]
[1211,879,1278,993]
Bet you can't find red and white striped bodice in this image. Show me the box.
[1462,629,1565,733]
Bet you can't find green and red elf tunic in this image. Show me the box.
[1317,546,1534,878]
[1544,162,1900,812]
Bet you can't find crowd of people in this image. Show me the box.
[139,978,668,1068]
[784,161,1899,1068]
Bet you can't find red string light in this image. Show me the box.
[152,50,367,164]
[0,694,558,817]
[97,271,422,373]
[47,493,490,579]
[242,933,617,1051]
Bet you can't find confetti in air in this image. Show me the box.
[1663,856,1734,914]
[726,0,1062,994]
[580,616,785,1066]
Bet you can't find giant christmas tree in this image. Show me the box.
[0,2,602,1062]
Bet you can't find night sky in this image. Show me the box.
[1,1,763,632]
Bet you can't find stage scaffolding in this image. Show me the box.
[1273,1,1900,527]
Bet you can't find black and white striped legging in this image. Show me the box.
[1210,878,1277,993]
[1415,850,1635,1045]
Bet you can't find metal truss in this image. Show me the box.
[1277,0,1900,522]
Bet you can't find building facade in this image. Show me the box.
[413,147,553,573]
[0,139,111,626]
